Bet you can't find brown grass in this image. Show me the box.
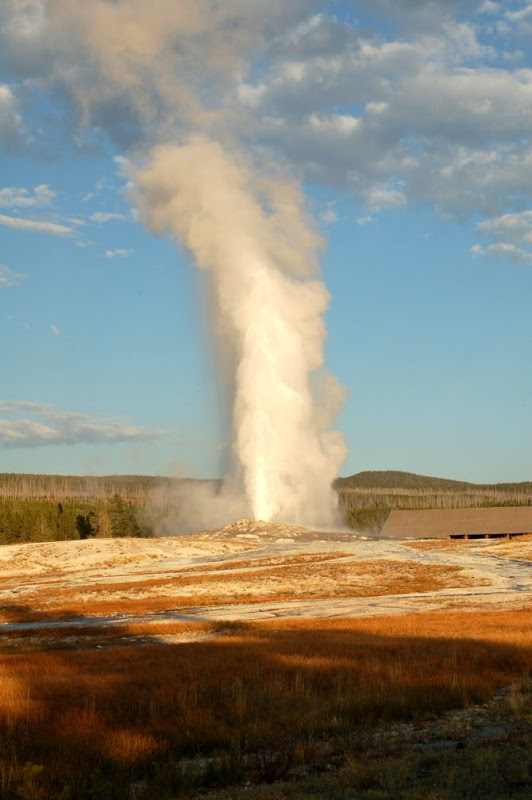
[0,559,487,623]
[403,535,532,551]
[0,609,530,798]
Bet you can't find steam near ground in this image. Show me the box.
[146,479,346,536]
[147,479,250,535]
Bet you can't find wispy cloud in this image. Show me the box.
[319,201,338,224]
[0,400,170,449]
[0,264,25,288]
[105,248,133,258]
[471,242,532,263]
[0,214,74,236]
[0,184,55,208]
[91,211,127,223]
[367,187,407,212]
[473,210,532,263]
[0,83,26,149]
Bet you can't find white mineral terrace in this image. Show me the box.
[0,520,530,630]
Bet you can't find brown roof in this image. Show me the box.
[381,507,532,539]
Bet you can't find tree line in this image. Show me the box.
[0,472,220,502]
[337,487,532,532]
[0,494,149,545]
[1,470,530,542]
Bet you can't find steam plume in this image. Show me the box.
[12,0,348,525]
[133,138,347,524]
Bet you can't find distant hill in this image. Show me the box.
[0,473,220,501]
[2,470,531,499]
[1,470,531,540]
[334,470,532,532]
[334,470,532,494]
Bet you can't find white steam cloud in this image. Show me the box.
[133,138,347,525]
[2,0,348,527]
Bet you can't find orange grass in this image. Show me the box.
[0,560,485,623]
[0,609,530,798]
[402,536,532,552]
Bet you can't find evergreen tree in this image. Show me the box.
[75,513,98,539]
[107,494,140,537]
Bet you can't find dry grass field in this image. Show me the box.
[0,521,531,798]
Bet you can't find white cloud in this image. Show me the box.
[477,210,532,244]
[0,83,26,149]
[367,187,407,211]
[91,211,127,223]
[503,2,532,33]
[235,11,532,216]
[0,2,530,223]
[472,241,532,262]
[253,59,532,211]
[357,215,373,226]
[0,184,55,208]
[473,209,532,263]
[0,214,75,235]
[0,264,25,288]
[354,1,483,35]
[319,201,338,224]
[50,324,60,335]
[477,1,500,15]
[105,248,133,258]
[0,400,170,449]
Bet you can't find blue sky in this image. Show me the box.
[1,0,531,483]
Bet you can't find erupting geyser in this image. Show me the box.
[133,136,347,526]
[10,0,350,528]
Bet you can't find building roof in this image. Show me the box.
[381,506,532,539]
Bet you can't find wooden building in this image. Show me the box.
[381,506,532,540]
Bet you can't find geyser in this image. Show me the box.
[133,136,347,526]
[10,0,350,528]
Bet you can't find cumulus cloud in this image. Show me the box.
[0,400,170,449]
[0,264,25,288]
[0,184,55,207]
[234,7,532,217]
[477,210,532,244]
[0,0,317,148]
[366,186,407,211]
[472,209,532,262]
[471,241,532,262]
[0,213,74,235]
[0,1,530,223]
